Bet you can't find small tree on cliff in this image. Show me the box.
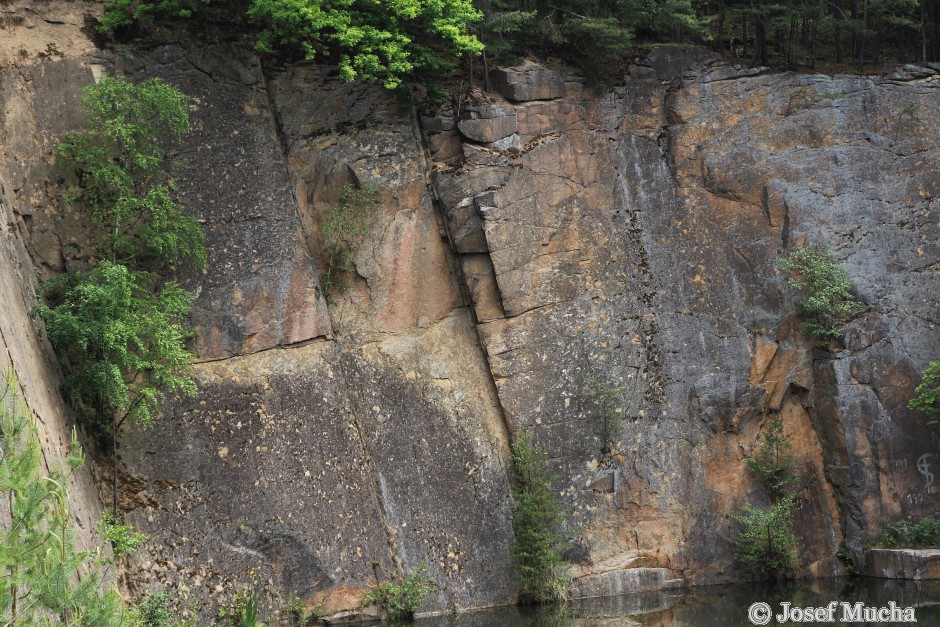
[37,74,205,515]
[731,494,800,578]
[735,414,800,578]
[745,415,798,500]
[780,246,860,344]
[510,428,570,605]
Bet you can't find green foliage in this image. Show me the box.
[578,374,624,455]
[133,591,197,627]
[216,588,260,627]
[36,263,197,431]
[56,74,204,271]
[780,246,859,343]
[745,415,798,501]
[281,591,316,626]
[0,369,133,626]
[320,184,379,295]
[876,516,940,548]
[478,0,706,75]
[364,564,437,621]
[909,362,940,423]
[99,0,211,33]
[136,592,175,627]
[731,493,799,578]
[835,548,859,576]
[249,0,483,89]
[40,75,203,440]
[96,513,148,562]
[510,428,569,605]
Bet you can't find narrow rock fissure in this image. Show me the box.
[257,61,402,580]
[412,105,516,440]
[334,343,405,579]
[258,61,334,336]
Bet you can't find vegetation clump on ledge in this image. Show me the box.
[780,246,860,345]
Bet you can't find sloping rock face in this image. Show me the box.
[113,46,515,615]
[0,0,110,558]
[428,54,939,587]
[1,2,939,619]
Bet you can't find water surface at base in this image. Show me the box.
[418,578,940,626]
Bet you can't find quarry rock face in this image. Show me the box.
[0,2,938,618]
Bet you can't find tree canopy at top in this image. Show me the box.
[102,0,484,89]
[250,0,484,88]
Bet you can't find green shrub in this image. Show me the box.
[364,564,437,621]
[134,591,197,627]
[745,415,798,501]
[780,246,860,343]
[835,548,859,576]
[100,0,210,32]
[97,513,148,562]
[37,262,197,432]
[732,493,799,578]
[0,368,133,625]
[281,591,316,626]
[909,362,940,423]
[55,74,205,271]
[876,516,940,549]
[510,428,570,605]
[320,184,379,295]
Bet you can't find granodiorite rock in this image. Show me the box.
[1,1,939,616]
[864,549,940,580]
[0,0,110,561]
[428,52,939,588]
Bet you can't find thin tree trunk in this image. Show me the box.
[112,426,118,517]
[718,0,727,51]
[922,0,928,64]
[858,0,868,70]
[812,14,818,67]
[753,20,768,65]
[851,0,860,63]
[899,26,906,63]
[483,49,491,92]
[743,13,749,58]
[835,0,845,63]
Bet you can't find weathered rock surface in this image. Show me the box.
[428,51,939,588]
[490,61,566,102]
[0,0,109,559]
[120,45,333,359]
[2,2,939,619]
[865,549,940,579]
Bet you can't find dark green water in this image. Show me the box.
[416,578,940,626]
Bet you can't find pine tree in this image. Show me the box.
[0,368,132,625]
[510,428,569,605]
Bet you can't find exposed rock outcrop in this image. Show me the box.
[0,3,938,619]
